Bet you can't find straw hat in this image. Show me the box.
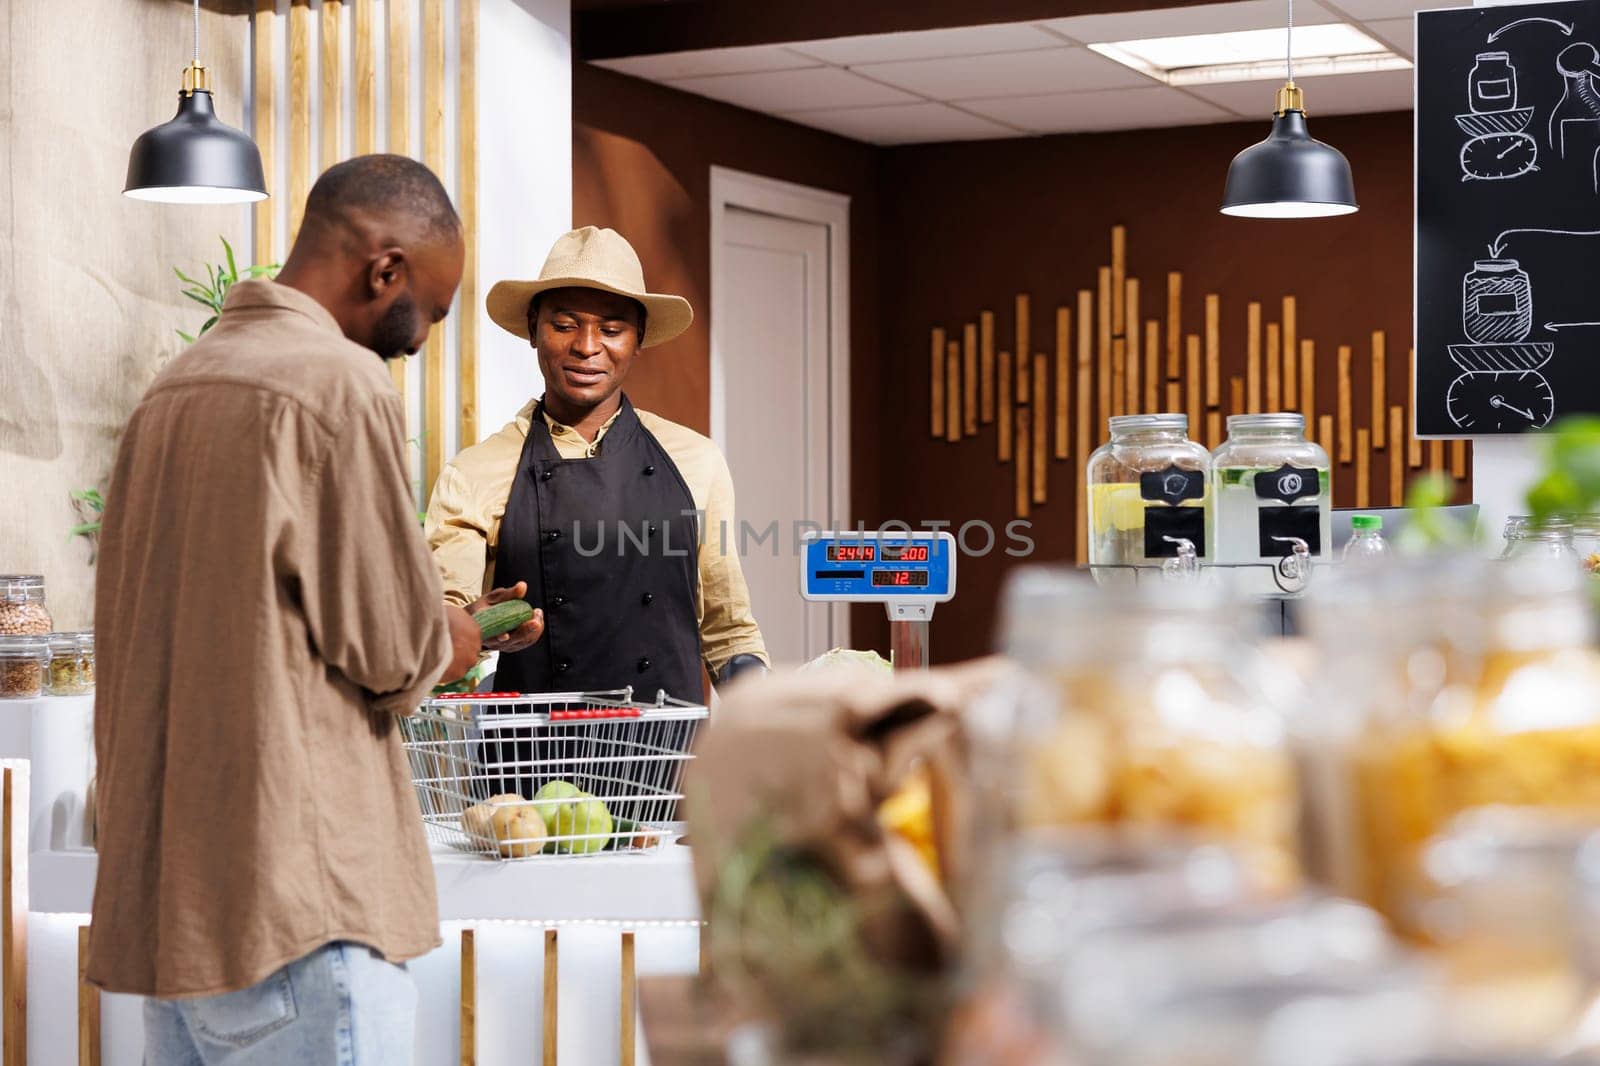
[486,226,693,349]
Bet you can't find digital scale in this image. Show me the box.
[799,530,957,670]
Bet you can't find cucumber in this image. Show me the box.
[475,600,535,640]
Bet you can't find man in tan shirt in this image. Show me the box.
[427,227,766,703]
[89,156,534,1064]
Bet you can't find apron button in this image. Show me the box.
[637,657,652,672]
[556,659,571,674]
[545,530,561,543]
[643,465,655,476]
[640,592,654,606]
[541,469,554,482]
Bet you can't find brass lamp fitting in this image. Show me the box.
[181,62,212,96]
[1275,81,1306,116]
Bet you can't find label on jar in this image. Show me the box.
[1144,506,1206,557]
[1254,463,1322,505]
[1258,506,1322,556]
[1140,465,1205,506]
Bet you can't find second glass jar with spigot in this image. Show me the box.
[1212,413,1331,596]
[1086,414,1212,581]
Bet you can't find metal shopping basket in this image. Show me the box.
[400,688,707,860]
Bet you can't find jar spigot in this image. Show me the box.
[1162,537,1201,581]
[1272,536,1312,589]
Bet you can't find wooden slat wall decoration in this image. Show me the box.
[1207,411,1222,451]
[1266,322,1281,412]
[945,342,960,444]
[1301,340,1316,423]
[1166,273,1182,378]
[1452,440,1468,479]
[77,926,98,1066]
[1055,309,1069,459]
[1319,414,1335,460]
[253,0,276,264]
[1097,268,1112,432]
[620,932,637,1066]
[998,351,1013,463]
[1246,302,1262,414]
[1357,429,1372,508]
[2,768,22,1066]
[1033,353,1048,504]
[1166,381,1181,413]
[320,1,342,171]
[423,0,446,492]
[288,1,312,242]
[355,0,376,153]
[1283,296,1297,409]
[1077,298,1092,560]
[930,328,945,437]
[1077,291,1094,442]
[1112,339,1126,420]
[458,0,479,447]
[542,930,558,1066]
[387,0,410,397]
[1185,335,1201,436]
[1338,345,1353,464]
[1125,281,1141,415]
[459,929,476,1066]
[1389,406,1405,506]
[1111,225,1126,333]
[1143,320,1159,415]
[1372,331,1388,449]
[1431,440,1445,473]
[1230,376,1245,417]
[1016,404,1031,519]
[963,323,978,435]
[1204,295,1221,406]
[981,311,996,423]
[1408,348,1423,468]
[1016,295,1031,384]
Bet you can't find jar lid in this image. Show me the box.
[1109,413,1187,435]
[0,636,49,656]
[47,634,80,652]
[1225,412,1305,433]
[0,576,43,593]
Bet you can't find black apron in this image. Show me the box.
[493,395,703,703]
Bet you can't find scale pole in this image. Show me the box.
[888,603,933,671]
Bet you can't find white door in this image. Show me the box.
[717,205,834,667]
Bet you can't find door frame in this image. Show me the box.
[709,166,852,650]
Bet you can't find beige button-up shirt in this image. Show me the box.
[425,401,768,675]
[87,280,450,997]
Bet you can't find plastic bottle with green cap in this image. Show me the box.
[1342,514,1387,564]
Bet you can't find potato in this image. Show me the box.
[463,794,546,858]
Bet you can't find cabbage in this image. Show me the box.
[798,647,894,674]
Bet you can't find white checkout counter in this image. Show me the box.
[3,695,701,1065]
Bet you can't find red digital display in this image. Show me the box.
[827,545,877,561]
[883,544,930,561]
[871,570,930,588]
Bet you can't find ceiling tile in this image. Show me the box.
[855,46,1155,100]
[961,86,1238,133]
[786,24,1065,66]
[593,45,819,81]
[1184,66,1414,117]
[780,102,1020,145]
[1043,0,1339,45]
[1327,0,1458,20]
[668,67,920,112]
[1361,17,1415,58]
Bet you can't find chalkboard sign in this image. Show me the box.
[1417,0,1600,436]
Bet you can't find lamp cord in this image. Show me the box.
[1287,0,1294,84]
[193,0,200,64]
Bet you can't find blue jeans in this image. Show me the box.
[142,941,416,1065]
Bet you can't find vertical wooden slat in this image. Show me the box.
[1266,323,1281,411]
[1452,440,1468,479]
[945,342,960,444]
[1077,291,1094,441]
[1246,302,1262,414]
[1338,345,1354,463]
[320,0,342,168]
[1207,411,1223,450]
[998,351,1013,462]
[980,311,996,424]
[542,930,559,1066]
[1033,353,1048,504]
[1430,439,1445,473]
[1166,382,1182,412]
[458,0,480,447]
[963,323,978,435]
[77,926,98,1066]
[1111,339,1126,419]
[930,328,945,438]
[1283,297,1298,409]
[620,932,637,1066]
[1186,335,1202,436]
[422,0,447,494]
[1230,376,1245,416]
[459,929,476,1066]
[1016,400,1031,519]
[1143,320,1160,414]
[387,0,410,395]
[1016,295,1031,386]
[1408,349,1422,468]
[1372,331,1388,449]
[1054,308,1069,459]
[253,0,276,264]
[1356,429,1372,508]
[288,1,312,241]
[1166,273,1182,378]
[1301,340,1316,424]
[2,768,23,1066]
[1389,406,1405,506]
[1097,268,1113,432]
[1125,281,1141,414]
[1111,225,1127,333]
[1199,294,1219,407]
[1319,415,1336,463]
[1077,299,1093,560]
[355,0,377,153]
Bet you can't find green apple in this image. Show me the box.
[553,797,613,855]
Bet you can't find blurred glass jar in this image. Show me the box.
[1087,414,1213,580]
[1506,517,1579,563]
[1498,516,1529,560]
[1302,556,1600,938]
[1571,516,1600,576]
[994,568,1300,893]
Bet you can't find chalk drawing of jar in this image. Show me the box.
[1462,258,1533,342]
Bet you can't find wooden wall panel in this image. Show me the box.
[355,0,376,153]
[460,929,477,1066]
[1246,302,1261,414]
[253,0,276,264]
[1054,308,1069,459]
[1111,225,1126,333]
[945,342,960,443]
[998,351,1012,462]
[1185,334,1201,437]
[1125,280,1141,415]
[1166,272,1182,378]
[1015,294,1030,384]
[1371,330,1387,449]
[1357,428,1372,508]
[423,0,446,491]
[1300,340,1315,424]
[1266,322,1280,412]
[963,323,978,435]
[1097,268,1112,432]
[1204,294,1220,407]
[981,310,995,424]
[459,0,480,446]
[1282,296,1297,409]
[77,926,98,1066]
[1016,355,1031,518]
[1033,353,1047,504]
[288,1,312,241]
[1389,406,1405,506]
[1077,291,1093,444]
[1338,345,1353,464]
[320,1,342,170]
[930,327,945,438]
[1143,319,1159,415]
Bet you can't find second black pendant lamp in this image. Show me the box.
[1221,0,1358,218]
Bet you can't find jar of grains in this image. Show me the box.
[0,636,50,699]
[46,633,92,696]
[0,576,52,635]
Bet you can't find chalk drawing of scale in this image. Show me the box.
[1447,226,1600,431]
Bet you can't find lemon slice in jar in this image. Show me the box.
[1091,483,1146,534]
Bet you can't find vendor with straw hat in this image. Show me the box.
[425,226,769,700]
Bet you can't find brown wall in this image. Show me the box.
[573,66,1439,665]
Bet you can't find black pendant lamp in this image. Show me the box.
[125,0,268,204]
[1221,0,1357,218]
